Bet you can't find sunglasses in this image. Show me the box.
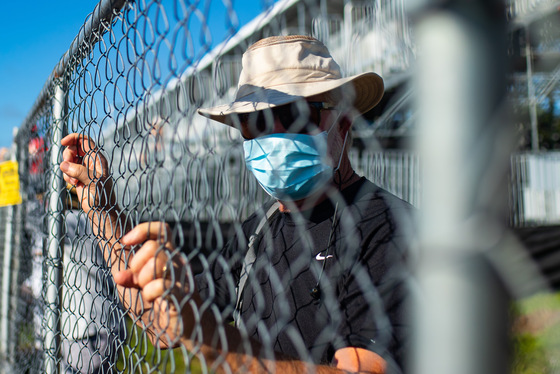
[237,101,335,140]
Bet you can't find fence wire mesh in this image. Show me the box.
[5,1,420,372]
[1,0,559,373]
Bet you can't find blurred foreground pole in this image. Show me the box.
[44,81,67,374]
[411,1,512,374]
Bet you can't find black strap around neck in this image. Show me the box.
[234,201,280,327]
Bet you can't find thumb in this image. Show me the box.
[60,161,92,186]
[114,269,137,288]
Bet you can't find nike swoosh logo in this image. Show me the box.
[315,253,334,261]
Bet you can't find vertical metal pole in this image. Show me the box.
[0,135,20,372]
[44,81,67,374]
[411,1,511,374]
[0,205,15,367]
[525,26,539,151]
[9,196,23,371]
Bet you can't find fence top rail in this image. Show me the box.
[513,150,560,158]
[17,0,127,141]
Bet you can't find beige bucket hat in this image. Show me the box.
[198,35,384,125]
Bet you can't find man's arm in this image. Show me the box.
[118,223,387,374]
[190,323,387,373]
[60,133,153,337]
[185,322,386,373]
[60,133,126,250]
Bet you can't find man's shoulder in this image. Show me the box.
[345,177,416,246]
[349,177,415,214]
[241,199,279,232]
[348,178,416,266]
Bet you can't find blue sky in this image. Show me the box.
[0,0,272,149]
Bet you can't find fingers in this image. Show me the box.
[129,240,167,274]
[61,134,87,186]
[113,269,136,288]
[61,133,109,187]
[135,257,168,288]
[113,222,176,290]
[121,222,172,246]
[62,146,81,186]
[61,133,94,154]
[60,160,92,187]
[62,145,78,163]
[62,169,81,188]
[114,263,177,297]
[61,133,83,146]
[130,242,171,288]
[143,278,175,303]
[115,264,185,303]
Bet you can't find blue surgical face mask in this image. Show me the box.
[243,131,333,201]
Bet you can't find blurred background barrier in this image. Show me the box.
[0,0,558,372]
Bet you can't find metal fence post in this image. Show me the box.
[0,134,21,372]
[411,0,512,373]
[0,206,16,371]
[43,81,67,374]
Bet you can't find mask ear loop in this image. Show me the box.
[326,112,351,187]
[334,130,348,174]
[325,112,346,173]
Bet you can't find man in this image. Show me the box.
[60,35,413,373]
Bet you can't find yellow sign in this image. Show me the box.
[0,161,22,207]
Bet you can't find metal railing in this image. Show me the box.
[511,151,560,226]
[507,0,560,24]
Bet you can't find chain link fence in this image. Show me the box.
[0,0,558,373]
[0,0,420,373]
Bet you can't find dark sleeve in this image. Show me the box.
[333,199,413,373]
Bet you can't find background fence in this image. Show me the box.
[0,0,559,373]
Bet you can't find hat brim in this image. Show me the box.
[198,72,383,125]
